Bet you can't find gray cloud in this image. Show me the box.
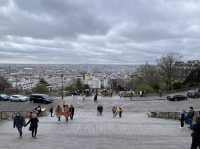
[0,0,200,64]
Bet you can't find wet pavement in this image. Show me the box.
[0,111,191,149]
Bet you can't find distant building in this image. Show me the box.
[174,60,200,81]
[87,79,101,89]
[8,78,39,91]
[187,60,200,66]
[83,73,111,89]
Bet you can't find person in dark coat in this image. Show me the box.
[49,107,54,117]
[26,113,39,138]
[94,93,98,102]
[112,106,117,118]
[180,110,186,127]
[13,113,25,137]
[187,107,195,128]
[118,107,123,118]
[191,117,200,149]
[97,105,103,116]
[69,105,75,120]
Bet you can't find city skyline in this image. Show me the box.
[0,0,200,64]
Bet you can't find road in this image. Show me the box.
[1,93,200,113]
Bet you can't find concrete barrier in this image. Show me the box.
[148,111,200,121]
[0,110,48,120]
[0,111,28,120]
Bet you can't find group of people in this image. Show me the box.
[112,106,123,118]
[96,105,123,118]
[13,104,75,138]
[13,111,39,138]
[55,104,75,122]
[180,107,200,149]
[180,107,195,128]
[190,117,200,149]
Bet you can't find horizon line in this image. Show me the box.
[0,63,142,65]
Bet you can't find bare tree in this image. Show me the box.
[0,76,10,92]
[158,53,181,90]
[135,63,161,91]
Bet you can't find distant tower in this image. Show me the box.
[8,64,11,75]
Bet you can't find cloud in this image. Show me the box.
[0,0,200,64]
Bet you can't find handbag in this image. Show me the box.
[29,126,33,131]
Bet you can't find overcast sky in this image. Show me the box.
[0,0,200,64]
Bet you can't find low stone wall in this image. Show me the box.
[0,110,48,120]
[148,112,180,120]
[148,111,200,121]
[0,111,28,120]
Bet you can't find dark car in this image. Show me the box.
[167,95,187,101]
[30,94,53,104]
[187,90,200,98]
[0,94,9,101]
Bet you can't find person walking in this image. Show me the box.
[187,107,195,128]
[13,113,25,137]
[180,110,186,128]
[26,113,39,138]
[112,106,117,118]
[97,105,100,116]
[97,105,103,116]
[94,93,98,103]
[82,95,86,102]
[55,105,62,121]
[190,117,200,149]
[34,106,42,116]
[63,104,70,122]
[49,107,54,117]
[118,107,123,118]
[69,105,75,120]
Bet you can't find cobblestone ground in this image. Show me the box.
[0,111,191,149]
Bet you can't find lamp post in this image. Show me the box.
[61,74,64,101]
[15,74,18,94]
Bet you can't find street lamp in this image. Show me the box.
[61,74,64,101]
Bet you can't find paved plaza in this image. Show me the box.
[0,110,192,149]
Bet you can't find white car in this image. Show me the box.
[9,95,29,102]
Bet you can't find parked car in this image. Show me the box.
[30,94,53,104]
[0,94,9,101]
[167,95,187,101]
[187,90,200,98]
[9,95,29,102]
